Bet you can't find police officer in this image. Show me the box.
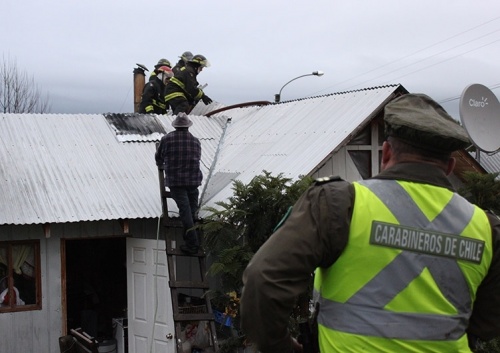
[139,66,173,114]
[164,54,213,115]
[240,93,500,352]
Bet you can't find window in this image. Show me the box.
[0,240,41,312]
[348,150,371,179]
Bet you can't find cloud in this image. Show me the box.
[1,0,500,115]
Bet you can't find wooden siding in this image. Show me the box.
[0,218,165,353]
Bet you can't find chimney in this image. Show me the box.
[133,64,148,113]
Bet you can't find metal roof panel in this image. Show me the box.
[1,85,404,225]
[199,86,401,214]
[0,113,222,225]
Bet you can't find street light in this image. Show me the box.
[274,71,324,103]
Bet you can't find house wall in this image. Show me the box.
[312,146,364,181]
[0,218,165,353]
[312,119,383,181]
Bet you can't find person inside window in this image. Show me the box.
[0,276,25,306]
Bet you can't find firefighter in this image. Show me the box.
[139,66,173,114]
[149,58,172,82]
[172,51,193,77]
[164,54,213,115]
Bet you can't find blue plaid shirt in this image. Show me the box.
[155,130,202,187]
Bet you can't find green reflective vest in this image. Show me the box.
[314,179,492,352]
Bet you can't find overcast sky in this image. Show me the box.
[2,0,500,120]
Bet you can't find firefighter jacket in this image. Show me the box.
[314,179,493,352]
[164,65,204,106]
[139,77,167,114]
[172,59,185,77]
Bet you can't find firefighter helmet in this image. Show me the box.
[155,58,171,68]
[157,66,174,78]
[190,54,210,68]
[179,51,193,62]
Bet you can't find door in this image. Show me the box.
[127,237,175,353]
[64,238,127,339]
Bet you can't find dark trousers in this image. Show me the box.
[169,186,199,247]
[168,97,191,115]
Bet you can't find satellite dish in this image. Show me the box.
[459,83,500,153]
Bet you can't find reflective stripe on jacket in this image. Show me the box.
[139,78,167,114]
[164,67,204,103]
[314,179,492,352]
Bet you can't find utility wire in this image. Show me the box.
[119,85,132,113]
[344,33,500,91]
[313,16,500,95]
[439,83,500,104]
[370,37,500,89]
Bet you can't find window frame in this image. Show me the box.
[0,240,42,313]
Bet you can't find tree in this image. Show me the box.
[459,172,500,353]
[458,172,500,215]
[199,171,313,352]
[0,56,50,113]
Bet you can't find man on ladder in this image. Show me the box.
[155,113,202,255]
[155,113,220,353]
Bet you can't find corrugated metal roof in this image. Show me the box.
[476,151,500,175]
[199,85,402,215]
[104,113,166,142]
[190,100,227,116]
[0,113,222,225]
[1,85,405,225]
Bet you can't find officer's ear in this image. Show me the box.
[445,157,456,176]
[381,140,393,171]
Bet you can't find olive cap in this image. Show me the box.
[384,93,470,152]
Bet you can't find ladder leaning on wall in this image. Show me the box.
[157,163,220,353]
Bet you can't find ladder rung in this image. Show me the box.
[166,248,205,256]
[174,313,215,321]
[169,281,209,289]
[158,165,219,352]
[160,217,183,230]
[163,222,183,229]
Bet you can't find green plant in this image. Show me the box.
[199,171,313,351]
[459,172,500,352]
[473,337,500,353]
[458,172,500,214]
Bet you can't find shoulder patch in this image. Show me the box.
[273,206,293,232]
[314,175,343,185]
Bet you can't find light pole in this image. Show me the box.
[274,71,324,103]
